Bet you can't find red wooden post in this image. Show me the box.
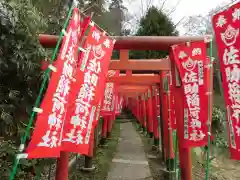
[171,55,193,180]
[107,115,114,138]
[142,94,147,132]
[82,131,95,172]
[159,73,167,162]
[162,92,169,162]
[100,116,108,145]
[152,87,160,146]
[136,96,141,127]
[55,152,69,180]
[147,88,154,137]
[136,96,139,121]
[160,71,175,172]
[139,95,143,130]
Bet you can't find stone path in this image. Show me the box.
[107,121,152,180]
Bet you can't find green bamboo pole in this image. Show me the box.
[9,6,74,180]
[173,130,178,176]
[205,38,213,180]
[36,166,41,180]
[174,131,180,180]
[167,107,172,180]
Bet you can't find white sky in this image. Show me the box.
[123,0,235,34]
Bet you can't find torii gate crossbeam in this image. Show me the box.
[39,34,209,180]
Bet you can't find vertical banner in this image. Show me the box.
[120,96,123,112]
[155,87,160,139]
[115,95,123,115]
[171,40,209,147]
[101,70,120,116]
[161,71,170,156]
[152,86,159,139]
[61,25,115,155]
[212,2,240,159]
[167,71,177,129]
[26,8,81,158]
[101,82,114,114]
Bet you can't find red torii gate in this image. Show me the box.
[39,34,208,180]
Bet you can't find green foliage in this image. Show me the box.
[30,0,68,34]
[0,0,50,178]
[211,106,228,148]
[94,0,127,59]
[0,0,47,136]
[214,133,228,148]
[212,106,225,132]
[130,6,178,59]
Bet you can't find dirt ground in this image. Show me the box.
[192,147,240,180]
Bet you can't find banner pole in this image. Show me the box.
[173,130,179,179]
[205,37,213,180]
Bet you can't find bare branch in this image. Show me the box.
[167,0,182,16]
[140,0,144,17]
[173,16,185,28]
[146,0,153,12]
[160,0,168,11]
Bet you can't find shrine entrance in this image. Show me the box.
[38,34,209,180]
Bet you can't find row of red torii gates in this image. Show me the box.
[39,34,209,180]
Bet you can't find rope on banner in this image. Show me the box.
[9,6,75,180]
[204,35,213,180]
[79,11,116,38]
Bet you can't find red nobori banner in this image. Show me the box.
[171,40,208,147]
[61,25,115,155]
[117,95,124,115]
[101,82,114,113]
[101,70,120,116]
[212,2,240,159]
[113,94,121,116]
[26,8,81,158]
[167,71,177,129]
[115,95,120,115]
[112,83,120,117]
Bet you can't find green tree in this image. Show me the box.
[130,6,178,59]
[0,0,47,135]
[93,0,126,36]
[93,0,127,59]
[30,0,69,34]
[31,0,105,35]
[0,0,49,178]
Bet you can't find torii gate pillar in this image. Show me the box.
[171,56,193,180]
